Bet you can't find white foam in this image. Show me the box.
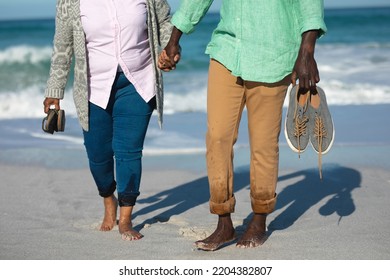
[1,81,389,120]
[164,90,207,114]
[0,45,52,64]
[1,43,389,120]
[0,86,77,119]
[30,131,84,145]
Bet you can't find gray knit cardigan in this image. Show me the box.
[45,0,172,131]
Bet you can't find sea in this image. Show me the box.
[0,7,389,168]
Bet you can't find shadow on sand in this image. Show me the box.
[134,164,361,236]
[239,164,361,237]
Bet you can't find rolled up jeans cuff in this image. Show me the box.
[118,194,138,207]
[209,195,236,215]
[251,193,277,214]
[98,181,116,198]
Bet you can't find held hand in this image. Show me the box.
[158,49,177,72]
[43,98,60,114]
[158,27,183,71]
[158,45,181,71]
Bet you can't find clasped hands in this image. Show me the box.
[158,42,181,72]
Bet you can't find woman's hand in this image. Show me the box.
[43,98,60,113]
[158,49,175,71]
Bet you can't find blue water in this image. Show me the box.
[0,7,390,161]
[321,7,390,44]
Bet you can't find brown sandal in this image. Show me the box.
[42,109,65,134]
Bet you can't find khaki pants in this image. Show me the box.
[206,59,289,215]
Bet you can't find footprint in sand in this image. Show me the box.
[72,220,116,230]
[179,227,211,240]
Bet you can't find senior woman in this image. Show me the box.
[43,0,172,241]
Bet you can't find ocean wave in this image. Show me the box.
[0,81,389,120]
[316,44,390,86]
[30,131,84,145]
[319,42,390,49]
[0,41,389,119]
[0,86,77,119]
[164,90,207,114]
[0,45,52,64]
[310,82,390,106]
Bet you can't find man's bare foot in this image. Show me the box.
[118,206,143,241]
[100,195,118,231]
[236,213,268,248]
[194,214,235,251]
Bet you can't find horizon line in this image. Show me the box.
[0,5,389,22]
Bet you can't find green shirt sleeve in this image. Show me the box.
[295,0,327,37]
[171,0,214,34]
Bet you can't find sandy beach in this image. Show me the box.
[0,104,389,262]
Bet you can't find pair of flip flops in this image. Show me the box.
[42,109,65,134]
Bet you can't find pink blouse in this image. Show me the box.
[80,0,155,109]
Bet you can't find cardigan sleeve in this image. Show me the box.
[45,0,75,99]
[153,0,173,49]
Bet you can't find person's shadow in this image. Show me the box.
[134,164,361,236]
[238,164,361,236]
[133,171,250,231]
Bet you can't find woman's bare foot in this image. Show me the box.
[118,206,143,241]
[194,214,235,251]
[100,195,118,231]
[236,213,268,248]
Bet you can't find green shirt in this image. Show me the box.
[171,0,327,83]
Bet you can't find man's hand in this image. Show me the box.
[291,30,320,92]
[158,27,183,71]
[43,98,60,113]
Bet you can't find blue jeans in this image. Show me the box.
[83,73,155,207]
